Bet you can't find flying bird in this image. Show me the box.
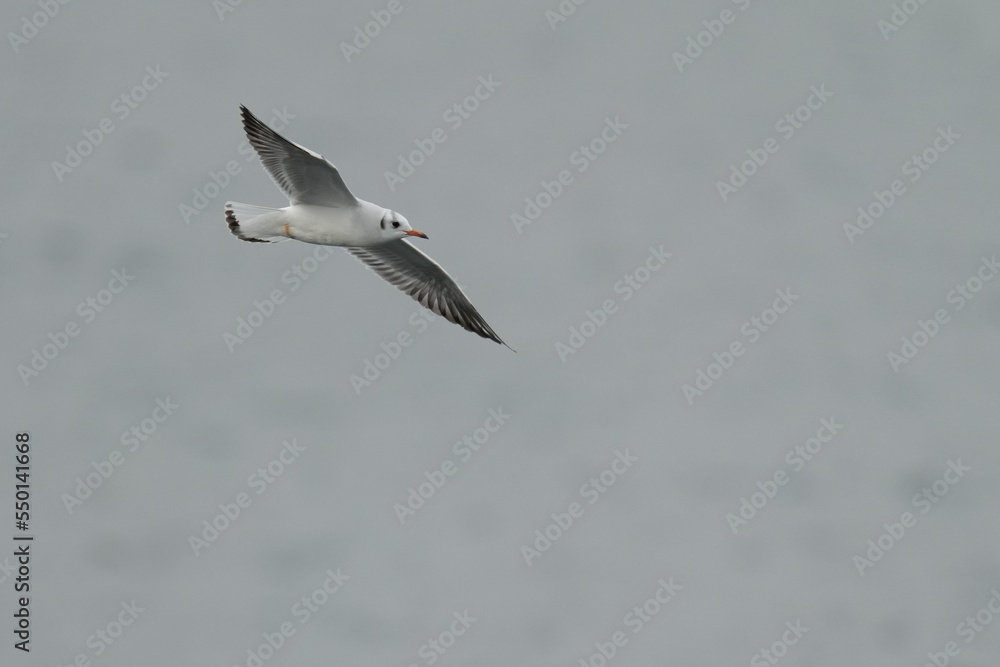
[225,105,509,347]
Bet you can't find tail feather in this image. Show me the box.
[225,202,283,243]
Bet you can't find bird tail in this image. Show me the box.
[225,202,285,243]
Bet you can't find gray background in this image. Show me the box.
[3,1,1000,665]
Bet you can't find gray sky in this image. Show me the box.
[3,1,1000,665]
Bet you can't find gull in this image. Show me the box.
[225,105,509,348]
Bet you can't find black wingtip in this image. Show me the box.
[483,329,514,351]
[492,331,515,352]
[239,104,261,126]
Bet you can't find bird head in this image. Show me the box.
[380,210,427,240]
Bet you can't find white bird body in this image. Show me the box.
[231,200,387,247]
[225,105,509,347]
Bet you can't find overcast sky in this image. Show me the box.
[3,1,1000,666]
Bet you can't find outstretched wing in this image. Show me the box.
[346,240,509,347]
[240,105,357,208]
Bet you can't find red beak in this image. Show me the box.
[405,230,428,239]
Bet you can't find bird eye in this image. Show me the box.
[392,221,400,228]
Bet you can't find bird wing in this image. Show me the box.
[240,105,357,208]
[346,240,508,346]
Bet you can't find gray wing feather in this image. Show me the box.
[346,240,508,347]
[240,105,357,208]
